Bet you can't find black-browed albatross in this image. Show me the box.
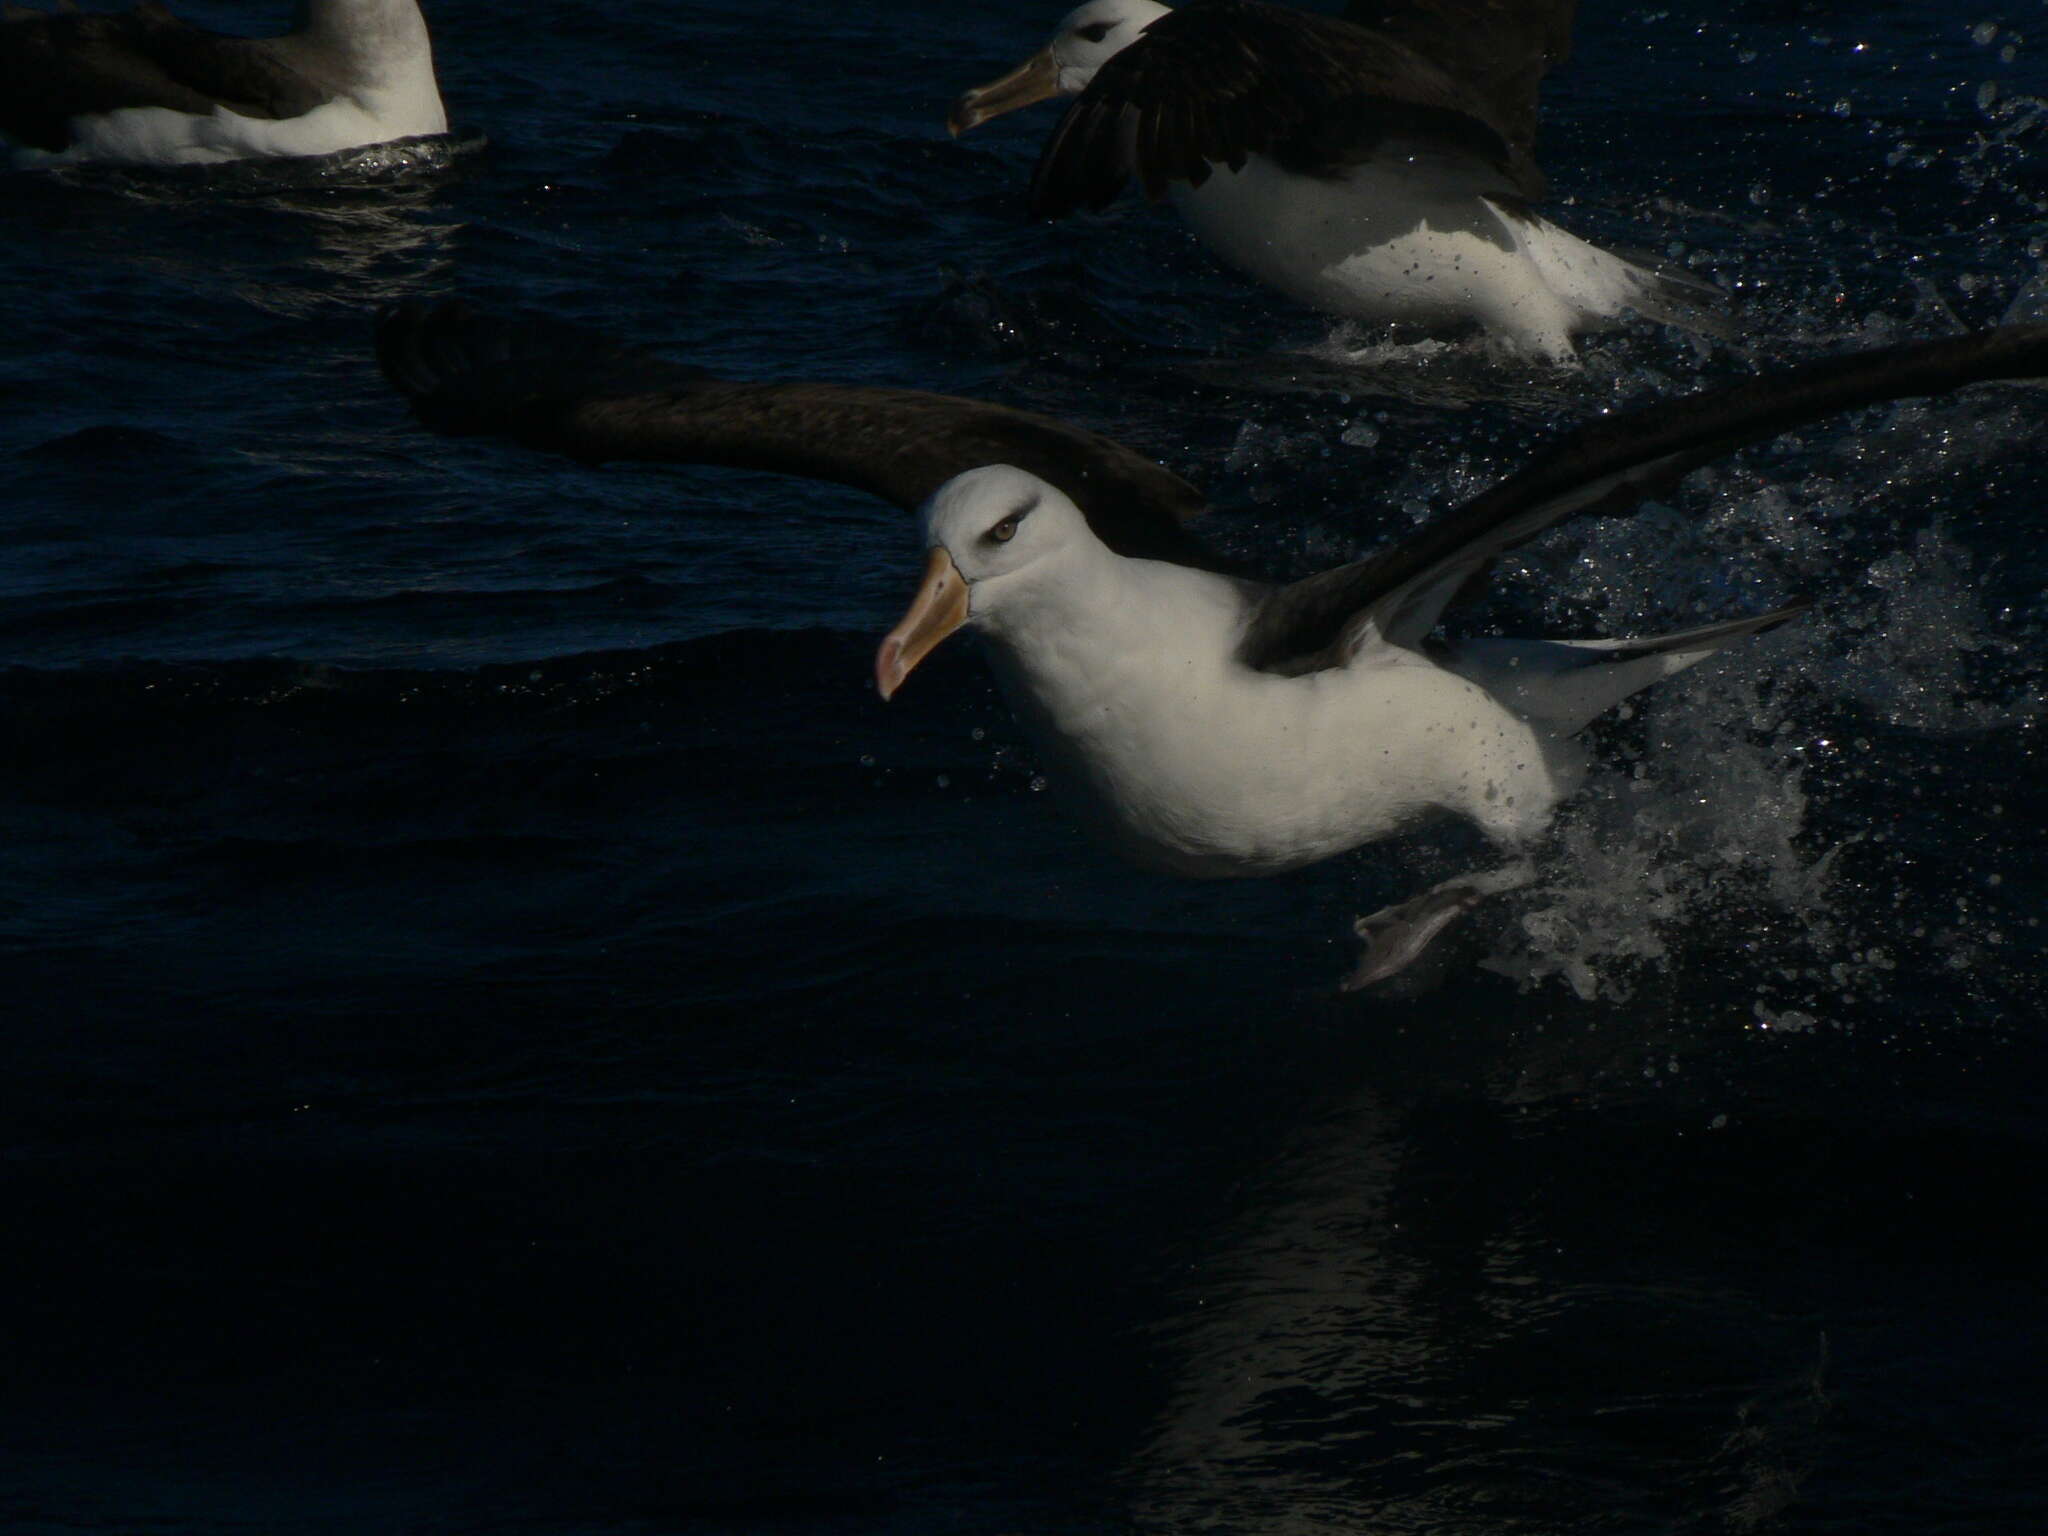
[0,0,444,166]
[949,0,1724,362]
[377,301,2048,984]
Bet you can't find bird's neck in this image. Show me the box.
[292,0,432,58]
[975,548,1130,676]
[975,552,1235,749]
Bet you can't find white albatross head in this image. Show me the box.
[874,465,1096,701]
[948,0,1173,135]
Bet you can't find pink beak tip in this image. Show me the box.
[874,639,904,703]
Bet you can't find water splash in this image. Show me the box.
[1465,398,2046,1003]
[1479,638,1837,1003]
[2004,264,2048,325]
[35,133,486,198]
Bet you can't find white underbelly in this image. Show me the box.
[996,644,1567,878]
[1168,154,1584,356]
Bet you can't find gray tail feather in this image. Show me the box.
[1490,197,1737,343]
[1618,256,1738,341]
[1585,599,1812,663]
[1444,599,1811,735]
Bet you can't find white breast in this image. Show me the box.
[980,559,1569,876]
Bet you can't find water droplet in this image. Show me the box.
[936,774,951,789]
[1971,20,1999,46]
[2001,270,2048,325]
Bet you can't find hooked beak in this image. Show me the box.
[875,548,969,702]
[948,49,1061,136]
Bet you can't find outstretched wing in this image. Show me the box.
[1342,0,1576,160]
[1238,324,2048,674]
[376,300,1228,570]
[0,3,325,152]
[1030,0,1535,219]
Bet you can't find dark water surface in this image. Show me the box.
[3,2,2047,1531]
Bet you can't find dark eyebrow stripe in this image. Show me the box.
[984,491,1040,543]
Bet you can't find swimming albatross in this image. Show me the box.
[0,0,444,166]
[377,301,2048,984]
[949,0,1723,361]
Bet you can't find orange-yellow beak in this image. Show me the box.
[948,49,1061,136]
[875,548,969,701]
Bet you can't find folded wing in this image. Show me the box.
[0,4,326,152]
[1341,0,1576,162]
[1030,0,1535,219]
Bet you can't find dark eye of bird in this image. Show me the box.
[1073,21,1113,42]
[988,516,1019,544]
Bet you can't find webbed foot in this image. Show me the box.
[1344,861,1536,990]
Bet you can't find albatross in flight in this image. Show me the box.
[0,0,445,166]
[949,0,1724,362]
[377,300,2048,984]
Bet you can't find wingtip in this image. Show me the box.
[1755,596,1815,636]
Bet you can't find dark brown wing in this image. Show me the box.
[1238,324,2048,674]
[1343,0,1575,160]
[376,300,1228,571]
[0,3,327,151]
[1030,0,1533,220]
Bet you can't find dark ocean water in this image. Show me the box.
[3,2,2047,1531]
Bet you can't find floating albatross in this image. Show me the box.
[378,301,2048,983]
[950,0,1723,361]
[0,0,444,166]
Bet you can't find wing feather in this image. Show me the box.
[376,300,1231,573]
[0,3,329,151]
[1238,325,2048,673]
[1343,0,1575,159]
[1030,0,1529,220]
